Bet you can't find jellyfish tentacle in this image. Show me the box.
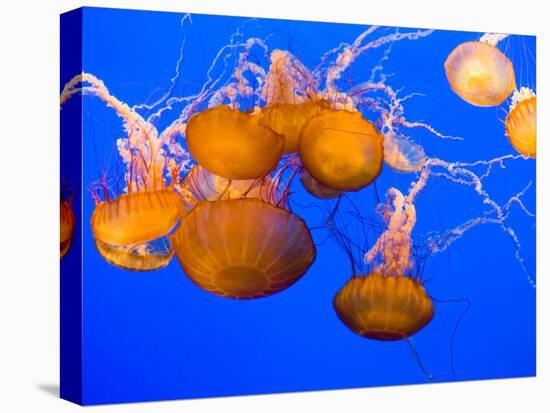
[406,337,434,382]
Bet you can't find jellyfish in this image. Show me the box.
[299,110,384,191]
[60,198,75,259]
[444,34,515,107]
[383,134,427,173]
[257,50,331,153]
[186,105,285,180]
[90,190,183,247]
[172,198,316,299]
[300,169,342,200]
[505,87,536,158]
[333,188,434,341]
[334,274,434,341]
[258,100,330,153]
[94,239,175,272]
[178,165,283,212]
[61,73,188,271]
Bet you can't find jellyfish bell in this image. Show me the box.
[258,99,330,153]
[90,189,184,247]
[383,134,427,173]
[331,187,434,340]
[299,110,384,192]
[505,87,536,158]
[300,169,342,199]
[186,105,285,180]
[444,41,516,107]
[333,273,434,341]
[60,199,75,259]
[172,198,316,299]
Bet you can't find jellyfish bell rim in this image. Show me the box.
[90,189,184,247]
[94,238,175,272]
[172,197,317,300]
[298,109,384,192]
[444,40,516,107]
[333,273,434,342]
[186,105,286,180]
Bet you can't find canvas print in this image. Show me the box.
[60,7,536,405]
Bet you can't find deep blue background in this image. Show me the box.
[63,7,535,405]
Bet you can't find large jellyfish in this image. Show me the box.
[172,156,315,299]
[505,87,536,158]
[172,197,316,299]
[186,105,284,179]
[444,33,516,107]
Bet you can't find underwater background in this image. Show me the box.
[61,7,536,405]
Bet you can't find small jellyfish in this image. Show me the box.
[186,106,285,180]
[505,88,536,158]
[333,273,434,341]
[172,198,316,299]
[383,134,427,173]
[444,41,515,107]
[258,100,330,153]
[299,110,384,191]
[94,239,174,272]
[300,169,342,199]
[60,199,75,259]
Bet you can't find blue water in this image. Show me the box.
[63,7,535,405]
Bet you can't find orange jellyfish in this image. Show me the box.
[333,188,434,340]
[257,50,331,153]
[94,239,175,272]
[172,187,315,299]
[186,105,285,180]
[299,110,384,192]
[179,165,282,212]
[300,169,342,199]
[60,72,188,271]
[60,198,75,259]
[334,274,433,341]
[91,190,183,247]
[91,188,184,271]
[259,100,330,153]
[505,87,536,158]
[89,122,185,271]
[444,39,516,107]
